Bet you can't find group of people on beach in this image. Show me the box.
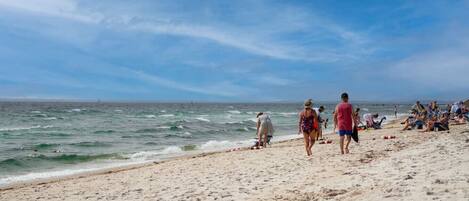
[401,100,468,132]
[255,92,386,155]
[254,93,469,156]
[298,93,357,155]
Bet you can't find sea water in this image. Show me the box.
[0,101,411,185]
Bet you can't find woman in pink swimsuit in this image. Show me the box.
[298,99,319,156]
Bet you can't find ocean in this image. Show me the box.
[0,101,410,185]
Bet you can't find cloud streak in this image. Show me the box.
[0,0,370,63]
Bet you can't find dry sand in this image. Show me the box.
[1,122,468,201]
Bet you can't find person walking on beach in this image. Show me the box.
[313,106,325,140]
[298,99,318,156]
[394,105,398,118]
[353,107,362,128]
[256,112,274,149]
[334,93,354,154]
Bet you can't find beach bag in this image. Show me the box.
[352,126,359,143]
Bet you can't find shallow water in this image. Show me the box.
[0,101,411,184]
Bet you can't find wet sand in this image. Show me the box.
[1,122,468,201]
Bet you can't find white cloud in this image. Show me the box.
[0,0,100,23]
[389,49,469,90]
[0,0,370,63]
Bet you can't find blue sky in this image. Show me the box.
[0,0,468,102]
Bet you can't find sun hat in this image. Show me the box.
[304,99,313,109]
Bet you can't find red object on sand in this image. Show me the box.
[383,135,396,140]
[326,140,332,144]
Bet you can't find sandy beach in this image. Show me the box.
[1,121,468,201]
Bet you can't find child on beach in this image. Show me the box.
[334,93,354,154]
[298,99,318,156]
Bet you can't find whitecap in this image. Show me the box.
[144,115,157,118]
[43,117,57,120]
[130,146,183,160]
[195,117,210,122]
[156,126,171,129]
[159,114,175,118]
[227,110,241,114]
[279,112,297,116]
[200,140,237,150]
[160,146,183,154]
[160,110,166,113]
[0,125,45,131]
[30,111,41,114]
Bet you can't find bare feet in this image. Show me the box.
[345,148,350,154]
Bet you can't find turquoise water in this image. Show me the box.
[0,102,410,185]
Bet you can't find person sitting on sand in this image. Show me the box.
[298,99,318,156]
[363,113,386,129]
[254,112,274,149]
[402,110,426,130]
[451,101,464,119]
[334,93,354,154]
[423,112,449,132]
[313,106,325,140]
[427,101,440,119]
[412,101,426,114]
[401,110,417,131]
[450,113,467,125]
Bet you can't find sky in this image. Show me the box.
[0,0,468,102]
